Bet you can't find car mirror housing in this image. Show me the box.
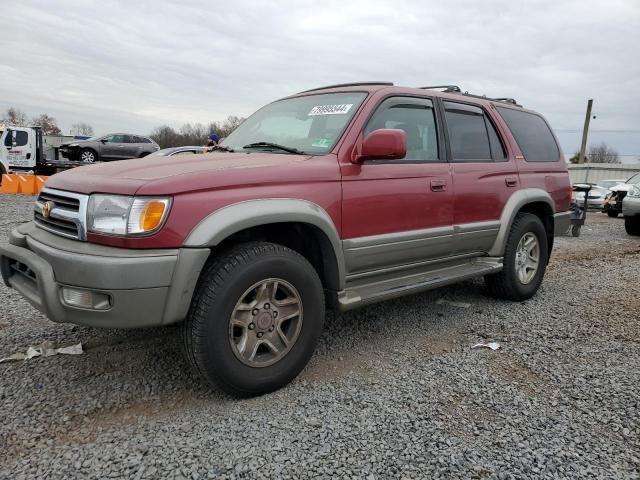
[352,129,407,164]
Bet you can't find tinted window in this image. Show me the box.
[497,107,560,161]
[4,131,11,147]
[444,102,505,161]
[139,137,152,143]
[122,135,133,143]
[110,134,125,143]
[365,98,439,162]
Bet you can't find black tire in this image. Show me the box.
[625,216,640,236]
[80,148,97,163]
[607,210,618,218]
[485,213,548,301]
[571,225,581,237]
[182,241,325,397]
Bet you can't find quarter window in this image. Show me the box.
[364,97,440,162]
[444,102,505,161]
[496,107,559,161]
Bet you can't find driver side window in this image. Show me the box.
[364,97,440,162]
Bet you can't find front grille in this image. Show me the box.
[33,188,89,240]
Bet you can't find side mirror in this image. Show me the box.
[100,138,108,143]
[352,129,406,163]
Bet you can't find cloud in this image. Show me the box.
[1,0,638,156]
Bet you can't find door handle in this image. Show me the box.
[505,176,518,187]
[430,179,448,192]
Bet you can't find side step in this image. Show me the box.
[336,258,502,311]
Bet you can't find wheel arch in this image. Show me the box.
[184,199,346,291]
[489,189,555,257]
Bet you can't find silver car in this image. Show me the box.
[622,181,640,236]
[59,134,160,163]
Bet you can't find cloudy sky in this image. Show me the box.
[2,0,639,159]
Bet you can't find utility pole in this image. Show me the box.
[578,99,593,164]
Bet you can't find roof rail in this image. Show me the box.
[419,85,462,93]
[298,81,394,94]
[420,85,522,107]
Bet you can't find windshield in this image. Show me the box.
[221,92,367,154]
[627,173,640,184]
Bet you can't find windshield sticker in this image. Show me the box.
[311,138,331,148]
[308,104,353,116]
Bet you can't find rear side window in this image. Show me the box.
[497,107,560,162]
[444,102,505,161]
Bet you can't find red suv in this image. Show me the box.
[0,82,571,396]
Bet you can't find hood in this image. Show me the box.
[610,183,634,192]
[45,151,338,196]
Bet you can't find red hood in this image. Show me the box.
[45,152,336,195]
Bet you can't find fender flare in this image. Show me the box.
[184,198,346,289]
[488,188,555,256]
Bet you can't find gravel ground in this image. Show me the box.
[1,193,639,479]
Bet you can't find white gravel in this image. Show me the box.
[1,193,639,479]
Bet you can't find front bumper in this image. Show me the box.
[58,146,80,161]
[623,195,640,217]
[0,223,209,328]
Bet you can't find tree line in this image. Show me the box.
[1,107,244,148]
[568,142,621,164]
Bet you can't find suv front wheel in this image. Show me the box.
[182,242,325,397]
[485,213,548,301]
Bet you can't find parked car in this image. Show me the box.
[0,82,571,397]
[571,184,609,210]
[603,173,640,217]
[59,134,160,163]
[622,181,640,236]
[147,146,208,157]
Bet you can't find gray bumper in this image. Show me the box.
[553,211,571,236]
[0,223,209,328]
[622,195,640,217]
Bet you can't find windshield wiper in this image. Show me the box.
[242,142,304,154]
[208,145,235,152]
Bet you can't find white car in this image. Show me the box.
[603,173,640,217]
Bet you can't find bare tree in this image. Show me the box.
[568,152,581,164]
[31,114,61,135]
[588,142,620,164]
[1,107,28,126]
[71,122,94,136]
[150,116,246,148]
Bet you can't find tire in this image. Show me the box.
[607,210,618,218]
[625,216,640,236]
[485,213,549,301]
[571,225,581,237]
[182,241,325,397]
[80,148,97,163]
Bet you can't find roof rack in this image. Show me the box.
[298,81,394,94]
[419,85,462,93]
[420,85,521,107]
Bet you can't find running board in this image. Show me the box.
[336,258,503,311]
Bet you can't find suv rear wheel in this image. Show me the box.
[625,216,640,236]
[485,213,548,301]
[182,242,325,397]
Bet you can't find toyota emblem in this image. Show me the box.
[41,201,53,219]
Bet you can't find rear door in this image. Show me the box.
[341,96,454,275]
[101,134,127,159]
[441,101,518,255]
[121,135,139,158]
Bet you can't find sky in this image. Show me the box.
[1,0,639,161]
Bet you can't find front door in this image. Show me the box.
[441,101,519,255]
[101,134,127,159]
[3,128,33,169]
[341,96,453,275]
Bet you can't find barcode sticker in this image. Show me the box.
[308,104,353,116]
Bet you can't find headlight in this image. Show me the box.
[87,194,171,236]
[628,186,640,198]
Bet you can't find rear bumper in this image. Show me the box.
[623,196,640,216]
[0,223,209,328]
[553,211,571,236]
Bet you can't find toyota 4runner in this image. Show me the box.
[0,83,571,396]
